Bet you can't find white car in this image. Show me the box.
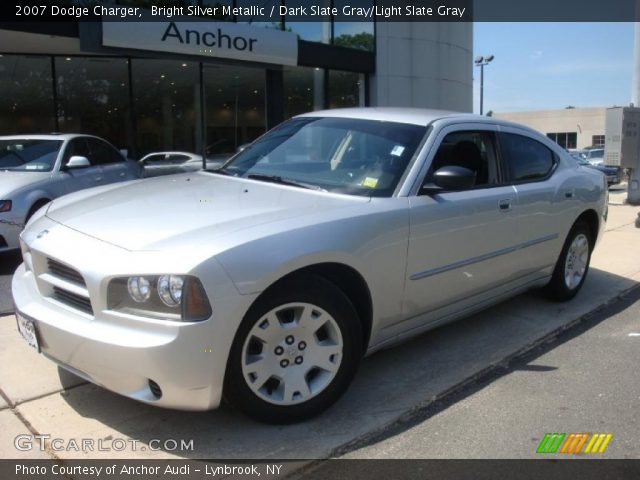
[0,134,141,252]
[140,151,227,178]
[581,148,605,166]
[140,151,204,178]
[12,109,607,423]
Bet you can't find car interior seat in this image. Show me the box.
[450,140,487,185]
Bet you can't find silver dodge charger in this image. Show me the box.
[12,108,607,423]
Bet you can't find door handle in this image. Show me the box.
[498,198,512,212]
[94,177,103,182]
[119,172,126,177]
[565,190,575,199]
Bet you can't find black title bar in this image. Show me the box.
[1,0,639,23]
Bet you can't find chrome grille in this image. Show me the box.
[52,286,93,315]
[47,258,86,286]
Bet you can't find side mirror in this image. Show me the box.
[64,156,91,169]
[422,166,476,193]
[119,149,129,158]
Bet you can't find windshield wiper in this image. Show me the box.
[247,174,326,191]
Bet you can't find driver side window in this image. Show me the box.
[63,138,91,166]
[426,130,499,189]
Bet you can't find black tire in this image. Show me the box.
[544,221,592,301]
[224,274,363,424]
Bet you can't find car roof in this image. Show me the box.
[296,107,462,126]
[296,107,535,129]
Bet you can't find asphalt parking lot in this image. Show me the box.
[344,284,640,459]
[0,192,639,462]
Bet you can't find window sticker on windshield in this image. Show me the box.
[362,177,379,188]
[391,145,405,157]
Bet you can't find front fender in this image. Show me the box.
[214,203,411,337]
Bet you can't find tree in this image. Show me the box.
[333,33,374,51]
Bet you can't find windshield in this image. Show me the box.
[216,117,427,197]
[0,139,62,172]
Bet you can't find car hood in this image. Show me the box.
[45,172,369,251]
[0,171,51,196]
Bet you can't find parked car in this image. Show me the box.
[0,134,141,253]
[580,148,605,166]
[140,151,236,178]
[569,151,621,185]
[140,151,204,178]
[13,109,607,423]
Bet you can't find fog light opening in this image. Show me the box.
[148,379,163,399]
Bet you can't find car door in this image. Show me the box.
[497,128,568,277]
[400,125,522,331]
[58,137,104,193]
[86,137,134,184]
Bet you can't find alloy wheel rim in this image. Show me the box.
[241,302,343,406]
[564,233,589,290]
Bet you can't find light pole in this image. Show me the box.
[475,55,494,115]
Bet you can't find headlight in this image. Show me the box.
[108,275,211,322]
[157,274,183,307]
[0,200,11,213]
[127,276,151,303]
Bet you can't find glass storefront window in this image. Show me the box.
[131,59,201,157]
[333,1,375,51]
[55,56,131,150]
[283,66,325,119]
[0,55,54,134]
[203,64,265,160]
[328,70,365,108]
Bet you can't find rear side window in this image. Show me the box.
[499,133,556,182]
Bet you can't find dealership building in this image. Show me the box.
[0,2,472,158]
[494,107,608,150]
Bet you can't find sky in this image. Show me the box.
[473,22,634,114]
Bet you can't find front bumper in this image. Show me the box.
[11,219,255,411]
[13,263,226,410]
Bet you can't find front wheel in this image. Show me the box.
[544,221,592,301]
[224,275,363,424]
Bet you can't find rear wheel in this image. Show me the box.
[224,274,362,423]
[544,221,592,301]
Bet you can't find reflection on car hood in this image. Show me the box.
[46,172,369,251]
[0,171,51,196]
